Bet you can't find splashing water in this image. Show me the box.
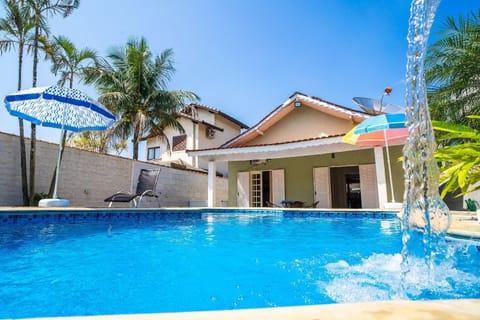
[401,0,452,296]
[320,251,480,303]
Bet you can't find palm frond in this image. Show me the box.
[83,37,197,159]
[426,10,480,127]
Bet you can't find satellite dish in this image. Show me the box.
[352,97,405,115]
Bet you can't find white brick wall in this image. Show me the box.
[0,132,228,207]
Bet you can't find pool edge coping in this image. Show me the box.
[22,299,480,320]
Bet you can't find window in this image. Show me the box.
[172,134,187,151]
[147,146,161,160]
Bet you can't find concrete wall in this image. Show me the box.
[132,161,228,208]
[0,132,227,207]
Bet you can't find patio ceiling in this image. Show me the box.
[187,136,372,162]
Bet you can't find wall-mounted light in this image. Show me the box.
[294,101,302,107]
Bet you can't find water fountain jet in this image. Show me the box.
[401,0,453,296]
[403,0,451,239]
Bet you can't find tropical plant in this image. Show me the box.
[426,10,480,128]
[67,131,127,155]
[25,0,80,205]
[433,116,480,198]
[84,37,198,160]
[0,0,35,205]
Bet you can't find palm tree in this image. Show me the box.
[426,10,480,128]
[25,0,80,205]
[84,37,198,160]
[46,34,98,197]
[0,0,35,205]
[50,35,98,88]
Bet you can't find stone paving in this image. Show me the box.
[448,210,480,240]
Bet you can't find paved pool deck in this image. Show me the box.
[447,210,480,240]
[1,207,479,320]
[26,299,480,320]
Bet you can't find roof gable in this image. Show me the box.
[223,92,369,147]
[182,103,248,129]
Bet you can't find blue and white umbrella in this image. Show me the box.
[5,85,115,132]
[4,85,116,206]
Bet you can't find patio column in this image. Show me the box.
[374,147,388,208]
[207,160,216,207]
[193,122,199,168]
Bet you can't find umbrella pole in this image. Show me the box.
[52,129,65,199]
[384,129,396,202]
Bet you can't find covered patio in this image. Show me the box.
[188,136,403,209]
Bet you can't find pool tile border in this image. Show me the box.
[0,208,398,225]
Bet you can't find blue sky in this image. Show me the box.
[0,0,478,160]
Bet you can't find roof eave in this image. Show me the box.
[188,136,376,162]
[188,103,248,129]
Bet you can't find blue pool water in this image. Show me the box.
[0,210,478,319]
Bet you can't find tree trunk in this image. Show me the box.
[29,123,36,206]
[132,111,143,160]
[18,120,29,205]
[18,43,29,205]
[133,139,139,160]
[29,23,40,206]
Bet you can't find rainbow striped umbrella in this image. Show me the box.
[343,113,407,203]
[343,113,407,146]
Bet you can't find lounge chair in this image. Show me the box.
[305,201,319,208]
[265,201,283,208]
[104,169,161,207]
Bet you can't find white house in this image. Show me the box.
[145,103,248,177]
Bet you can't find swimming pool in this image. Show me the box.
[0,209,478,319]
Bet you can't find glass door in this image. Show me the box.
[250,172,262,207]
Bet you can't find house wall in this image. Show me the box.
[149,117,195,165]
[227,147,405,207]
[244,106,355,146]
[196,108,215,123]
[145,108,244,177]
[197,116,243,176]
[0,132,227,207]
